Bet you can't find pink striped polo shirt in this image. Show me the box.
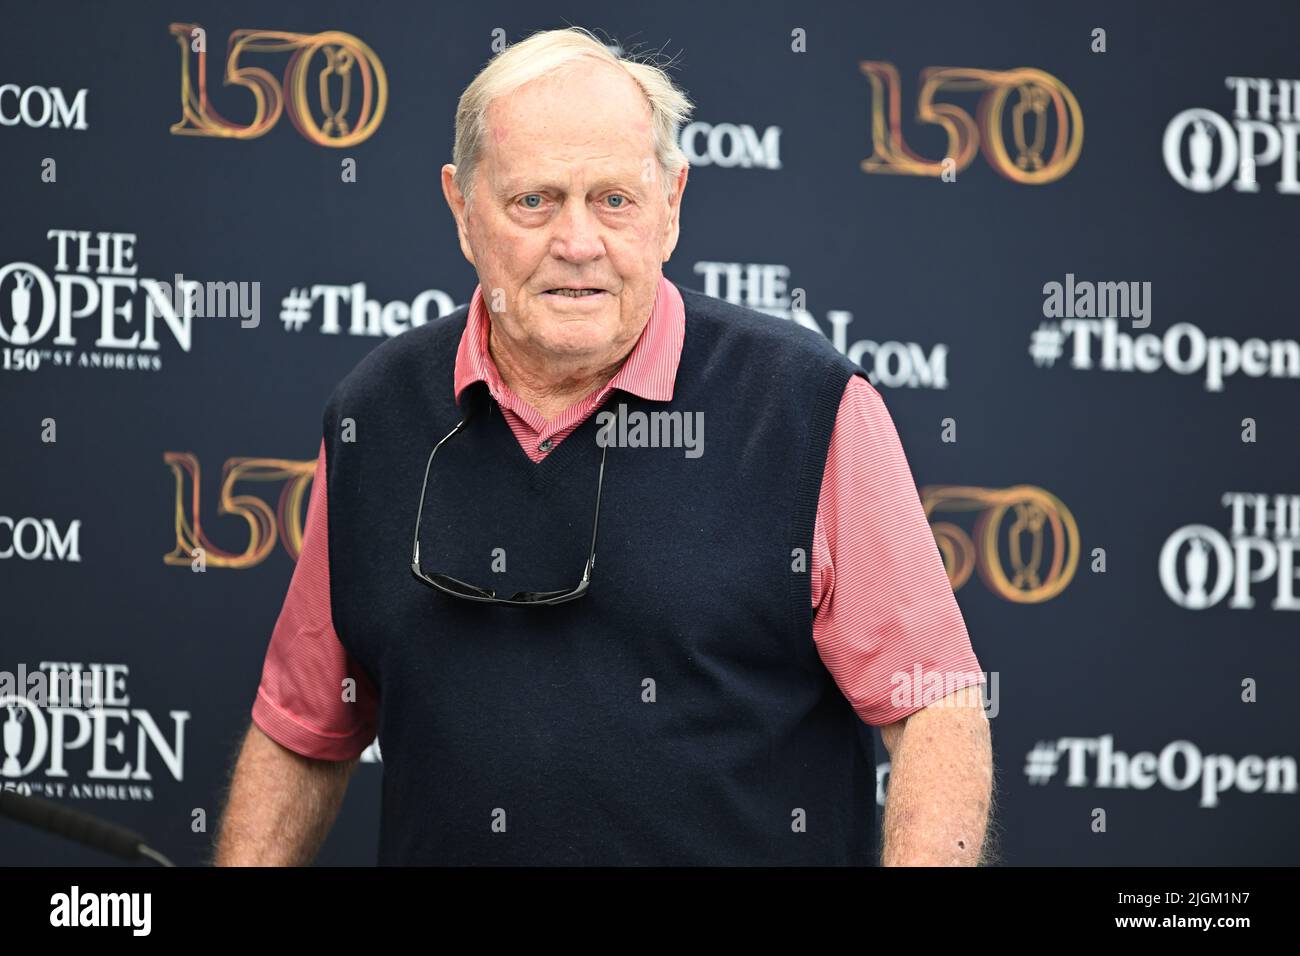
[251,275,985,760]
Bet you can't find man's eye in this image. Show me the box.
[605,195,628,209]
[520,194,544,209]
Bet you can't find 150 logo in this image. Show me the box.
[168,24,387,146]
[860,62,1083,183]
[164,453,315,568]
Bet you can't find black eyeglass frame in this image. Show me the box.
[409,404,607,606]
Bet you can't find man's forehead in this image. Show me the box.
[484,123,653,191]
[484,63,652,147]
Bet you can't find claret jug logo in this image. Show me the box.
[169,24,387,146]
[923,485,1081,603]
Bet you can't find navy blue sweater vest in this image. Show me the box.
[322,286,874,865]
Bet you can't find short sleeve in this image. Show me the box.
[250,438,378,759]
[810,375,985,726]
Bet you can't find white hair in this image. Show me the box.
[451,26,693,204]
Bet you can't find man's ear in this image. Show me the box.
[661,163,688,263]
[441,163,476,266]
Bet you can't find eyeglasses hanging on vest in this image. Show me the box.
[410,395,607,606]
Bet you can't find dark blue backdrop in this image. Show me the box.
[2,0,1298,865]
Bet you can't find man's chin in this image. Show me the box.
[527,321,623,357]
[527,308,618,342]
[532,331,614,358]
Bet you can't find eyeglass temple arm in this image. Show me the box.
[582,443,608,582]
[412,417,473,570]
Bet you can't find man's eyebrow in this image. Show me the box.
[496,174,648,197]
[496,178,562,195]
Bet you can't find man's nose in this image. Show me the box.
[549,199,605,262]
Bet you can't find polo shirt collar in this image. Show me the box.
[453,274,685,408]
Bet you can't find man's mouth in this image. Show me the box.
[545,288,605,297]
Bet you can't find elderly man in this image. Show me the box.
[215,26,992,866]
